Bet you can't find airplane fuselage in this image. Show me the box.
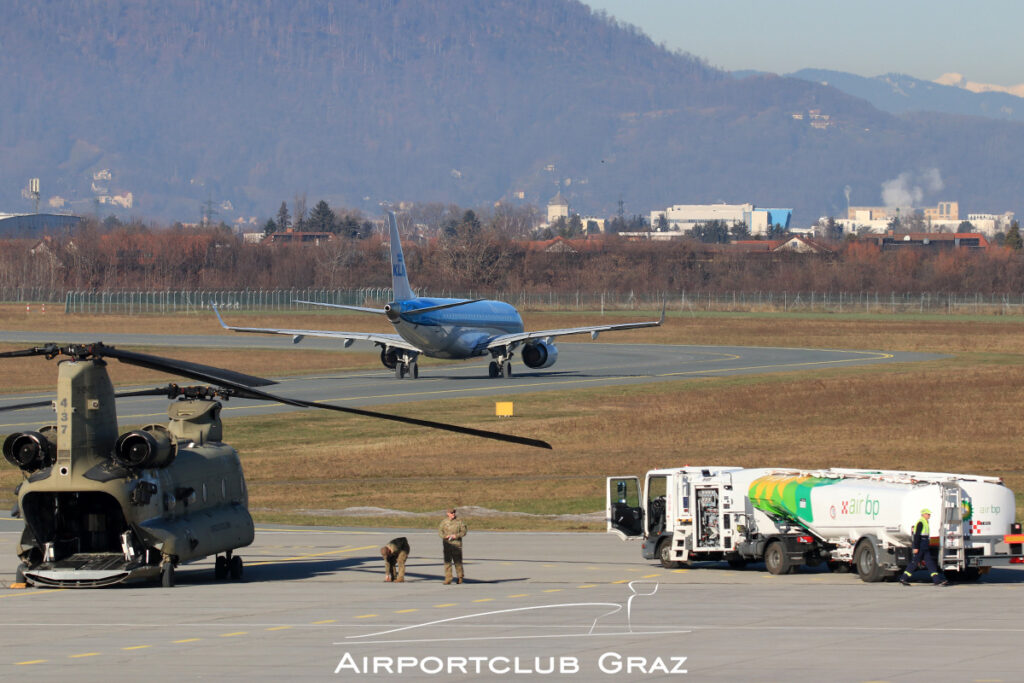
[391,297,523,359]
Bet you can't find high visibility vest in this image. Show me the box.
[916,516,930,537]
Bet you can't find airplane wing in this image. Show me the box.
[212,304,420,352]
[485,303,665,350]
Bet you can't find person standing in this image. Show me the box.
[381,537,410,582]
[439,508,468,584]
[900,509,948,586]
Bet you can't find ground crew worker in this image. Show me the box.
[381,537,410,582]
[900,509,948,586]
[439,508,468,584]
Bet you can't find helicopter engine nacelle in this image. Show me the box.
[3,431,56,472]
[114,425,176,470]
[521,340,558,369]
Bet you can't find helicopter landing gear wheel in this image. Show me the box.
[229,555,244,580]
[161,562,175,588]
[488,361,499,378]
[215,556,228,580]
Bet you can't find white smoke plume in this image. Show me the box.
[881,169,944,208]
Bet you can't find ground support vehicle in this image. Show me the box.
[607,467,1024,582]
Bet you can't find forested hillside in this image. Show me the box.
[2,0,1023,223]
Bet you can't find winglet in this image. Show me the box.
[657,298,667,325]
[211,302,230,330]
[387,211,416,301]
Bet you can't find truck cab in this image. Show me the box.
[607,467,752,568]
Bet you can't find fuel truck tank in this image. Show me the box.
[747,469,1022,581]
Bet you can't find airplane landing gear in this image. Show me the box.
[489,359,513,378]
[394,353,420,379]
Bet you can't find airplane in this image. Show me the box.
[214,212,665,379]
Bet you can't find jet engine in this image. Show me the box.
[380,347,399,369]
[114,425,176,469]
[521,340,558,369]
[3,430,56,472]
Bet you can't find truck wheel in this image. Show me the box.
[854,541,885,582]
[658,539,681,569]
[15,562,27,583]
[764,541,791,575]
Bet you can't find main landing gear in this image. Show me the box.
[396,358,418,379]
[214,551,244,581]
[488,359,512,378]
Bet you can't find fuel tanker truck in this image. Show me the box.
[607,466,1024,582]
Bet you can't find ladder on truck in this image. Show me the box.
[938,481,965,571]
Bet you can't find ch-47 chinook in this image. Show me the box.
[0,342,549,588]
[214,211,665,379]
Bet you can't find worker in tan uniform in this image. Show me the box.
[381,536,410,582]
[438,508,468,584]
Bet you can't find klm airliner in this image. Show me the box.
[214,212,664,379]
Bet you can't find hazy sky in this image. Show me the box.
[582,0,1023,86]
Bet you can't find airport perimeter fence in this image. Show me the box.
[37,289,1024,316]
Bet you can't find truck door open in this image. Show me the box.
[607,476,643,539]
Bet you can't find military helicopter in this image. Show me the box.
[0,342,549,588]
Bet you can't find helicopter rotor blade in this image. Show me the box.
[92,344,277,388]
[0,398,54,412]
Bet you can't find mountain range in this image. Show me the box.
[2,0,1023,227]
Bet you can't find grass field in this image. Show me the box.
[1,304,1023,529]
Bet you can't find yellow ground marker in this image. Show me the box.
[173,638,200,644]
[7,582,27,589]
[507,593,528,598]
[472,598,494,603]
[642,573,660,578]
[394,609,418,613]
[433,603,456,608]
[219,632,247,637]
[495,401,513,417]
[543,588,563,593]
[15,660,47,665]
[70,653,101,658]
[611,579,630,584]
[267,626,292,631]
[577,584,596,589]
[122,645,151,651]
[246,545,378,567]
[354,614,378,619]
[311,619,335,624]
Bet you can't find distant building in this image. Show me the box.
[265,230,335,245]
[0,213,81,236]
[875,232,989,250]
[546,192,569,224]
[922,201,958,222]
[650,203,792,237]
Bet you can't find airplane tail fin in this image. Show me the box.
[387,211,415,301]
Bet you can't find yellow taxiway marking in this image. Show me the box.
[642,573,660,578]
[611,579,631,584]
[394,609,418,614]
[15,660,47,665]
[672,569,688,574]
[354,614,378,619]
[543,588,563,592]
[267,626,292,631]
[173,638,200,644]
[254,527,376,535]
[122,645,151,651]
[246,544,377,567]
[0,588,67,599]
[311,619,336,624]
[219,632,247,637]
[70,652,101,658]
[577,584,596,589]
[507,593,529,598]
[433,603,457,608]
[472,598,494,603]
